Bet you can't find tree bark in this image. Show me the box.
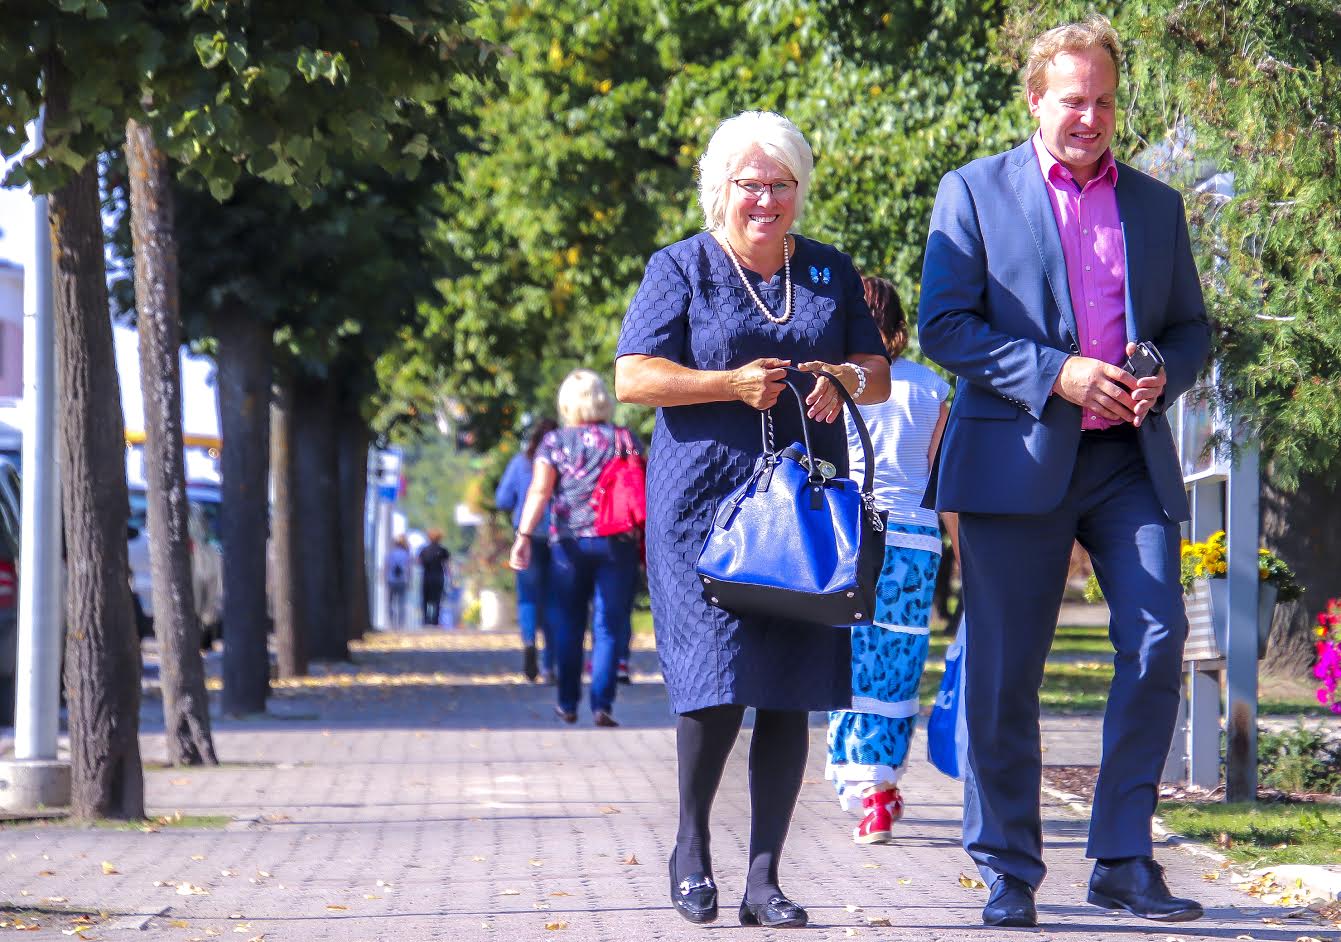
[1261,470,1340,676]
[125,119,217,766]
[215,309,273,715]
[292,372,346,661]
[48,59,145,819]
[270,375,306,678]
[337,395,371,642]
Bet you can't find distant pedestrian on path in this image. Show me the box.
[509,370,640,728]
[825,275,956,844]
[385,533,412,630]
[918,14,1210,929]
[418,528,450,628]
[615,110,889,929]
[495,417,559,682]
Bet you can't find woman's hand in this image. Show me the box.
[797,360,855,423]
[729,357,791,411]
[508,533,532,572]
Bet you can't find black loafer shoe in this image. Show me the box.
[553,705,577,724]
[1088,857,1203,922]
[739,894,807,928]
[983,874,1037,928]
[669,858,718,924]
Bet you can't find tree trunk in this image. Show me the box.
[337,395,371,642]
[125,119,217,766]
[292,372,346,661]
[270,375,306,678]
[215,309,273,715]
[48,61,144,819]
[1261,469,1341,676]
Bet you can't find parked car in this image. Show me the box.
[0,456,20,724]
[127,482,225,648]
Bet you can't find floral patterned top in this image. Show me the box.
[537,423,643,542]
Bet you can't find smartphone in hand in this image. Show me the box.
[1123,341,1165,380]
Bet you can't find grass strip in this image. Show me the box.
[1158,801,1341,867]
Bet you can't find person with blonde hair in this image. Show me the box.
[510,369,642,728]
[384,533,413,630]
[918,13,1209,928]
[615,110,890,928]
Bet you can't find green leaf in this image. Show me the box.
[193,31,227,70]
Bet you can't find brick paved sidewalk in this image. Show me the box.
[0,629,1327,941]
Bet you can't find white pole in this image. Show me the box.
[14,109,63,762]
[0,107,70,813]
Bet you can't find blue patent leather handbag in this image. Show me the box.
[696,368,887,626]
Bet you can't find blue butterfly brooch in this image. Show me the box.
[809,265,831,285]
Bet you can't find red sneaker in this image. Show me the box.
[852,787,904,845]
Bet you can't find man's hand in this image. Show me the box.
[1125,341,1167,427]
[729,357,791,411]
[1052,355,1139,424]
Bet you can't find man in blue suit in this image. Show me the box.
[918,15,1211,929]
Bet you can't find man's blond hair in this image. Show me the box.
[1023,14,1122,98]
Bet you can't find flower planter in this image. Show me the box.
[478,587,503,631]
[1200,578,1278,660]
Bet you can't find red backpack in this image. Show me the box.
[591,427,647,537]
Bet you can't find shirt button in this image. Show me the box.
[1091,339,1098,345]
[1089,301,1095,307]
[1082,228,1090,234]
[1085,265,1092,271]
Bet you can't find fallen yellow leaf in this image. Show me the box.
[324,905,348,911]
[168,920,191,929]
[599,806,620,815]
[958,873,987,890]
[101,861,119,875]
[621,854,639,866]
[543,921,568,931]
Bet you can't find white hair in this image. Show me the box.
[557,369,615,427]
[696,111,813,231]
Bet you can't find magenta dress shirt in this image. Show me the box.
[1033,133,1128,429]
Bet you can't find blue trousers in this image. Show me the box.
[959,433,1187,889]
[550,535,639,715]
[515,536,556,674]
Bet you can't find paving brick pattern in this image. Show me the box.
[0,629,1319,941]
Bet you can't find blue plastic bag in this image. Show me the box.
[927,617,968,779]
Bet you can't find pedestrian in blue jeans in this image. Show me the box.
[495,417,559,682]
[509,369,642,727]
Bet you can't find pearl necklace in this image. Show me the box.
[723,235,792,325]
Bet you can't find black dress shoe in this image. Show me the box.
[739,894,807,928]
[983,874,1037,928]
[553,704,577,724]
[1088,857,1203,922]
[669,857,718,924]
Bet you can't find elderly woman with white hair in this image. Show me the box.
[510,368,643,728]
[615,111,890,929]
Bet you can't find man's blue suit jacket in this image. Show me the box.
[918,138,1211,522]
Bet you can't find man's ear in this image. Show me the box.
[1026,91,1042,117]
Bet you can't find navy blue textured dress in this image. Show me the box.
[616,231,887,714]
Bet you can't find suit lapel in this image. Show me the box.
[1007,141,1079,344]
[1115,166,1145,342]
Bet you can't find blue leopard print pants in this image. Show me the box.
[826,523,942,811]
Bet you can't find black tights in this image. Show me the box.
[674,704,809,903]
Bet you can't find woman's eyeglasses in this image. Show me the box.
[732,179,798,198]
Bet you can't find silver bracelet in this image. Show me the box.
[843,362,867,400]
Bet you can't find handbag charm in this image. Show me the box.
[695,368,887,626]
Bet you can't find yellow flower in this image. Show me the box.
[1318,626,1329,638]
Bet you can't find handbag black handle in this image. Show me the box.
[767,366,877,501]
